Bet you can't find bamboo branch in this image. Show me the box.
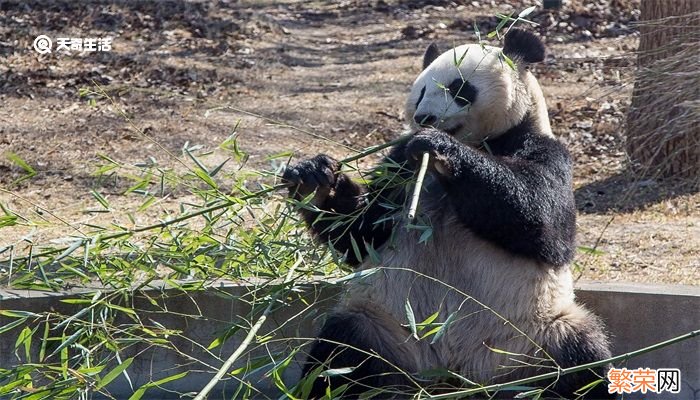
[4,132,415,265]
[428,329,700,399]
[208,105,357,153]
[193,257,303,400]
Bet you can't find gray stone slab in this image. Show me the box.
[575,282,700,400]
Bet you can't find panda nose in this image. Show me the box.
[414,114,437,126]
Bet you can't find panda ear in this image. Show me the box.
[503,29,545,63]
[422,43,440,70]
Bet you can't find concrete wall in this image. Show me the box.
[0,282,334,399]
[1,282,698,399]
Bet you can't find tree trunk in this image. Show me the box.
[626,0,699,180]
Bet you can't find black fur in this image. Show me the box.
[414,113,437,126]
[404,117,576,266]
[422,42,441,70]
[283,154,339,199]
[285,112,576,267]
[503,29,546,64]
[546,315,614,398]
[301,304,417,398]
[283,151,411,266]
[415,85,426,108]
[447,78,478,108]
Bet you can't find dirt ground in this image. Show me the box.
[0,0,697,285]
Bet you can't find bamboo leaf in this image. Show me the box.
[364,241,381,264]
[330,384,349,398]
[183,147,210,174]
[55,239,84,262]
[431,312,456,344]
[518,6,537,18]
[418,227,433,244]
[128,372,188,400]
[6,152,36,177]
[349,235,363,264]
[301,365,324,399]
[0,214,18,228]
[0,310,39,318]
[421,325,442,339]
[418,310,440,332]
[455,47,469,68]
[575,378,605,396]
[193,168,217,189]
[0,379,26,395]
[49,328,84,358]
[501,52,517,71]
[209,158,230,177]
[15,326,33,361]
[90,190,110,209]
[137,195,156,212]
[0,317,27,335]
[405,300,418,339]
[39,322,49,362]
[320,367,355,378]
[514,388,543,399]
[486,346,525,356]
[96,357,134,390]
[208,326,241,350]
[106,303,137,316]
[492,12,512,36]
[578,246,604,255]
[24,390,51,400]
[332,267,378,284]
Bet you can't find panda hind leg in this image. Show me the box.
[546,305,616,399]
[301,302,419,399]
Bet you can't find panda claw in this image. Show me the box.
[283,154,340,200]
[281,168,301,186]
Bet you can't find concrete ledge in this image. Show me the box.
[575,282,700,400]
[1,281,699,399]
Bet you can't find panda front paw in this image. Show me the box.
[282,154,339,202]
[405,129,458,177]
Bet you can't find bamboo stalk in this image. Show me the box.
[340,133,413,165]
[407,153,430,220]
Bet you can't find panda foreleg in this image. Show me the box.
[301,302,420,398]
[284,154,383,265]
[404,128,576,266]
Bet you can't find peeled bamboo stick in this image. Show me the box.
[407,152,430,221]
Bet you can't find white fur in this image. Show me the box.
[342,180,578,383]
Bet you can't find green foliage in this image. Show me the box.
[4,152,37,184]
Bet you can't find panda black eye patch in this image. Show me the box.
[447,78,477,108]
[415,86,426,108]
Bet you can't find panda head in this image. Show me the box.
[405,29,551,143]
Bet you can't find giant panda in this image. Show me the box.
[283,29,614,399]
